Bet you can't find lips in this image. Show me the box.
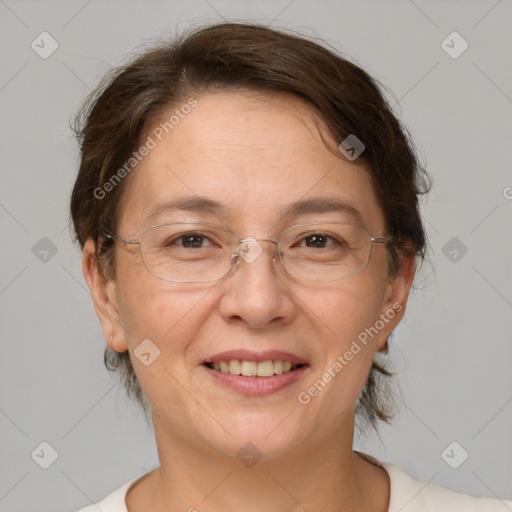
[202,350,308,377]
[201,349,310,396]
[202,349,309,365]
[205,359,302,377]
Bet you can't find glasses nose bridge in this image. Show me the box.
[231,236,280,266]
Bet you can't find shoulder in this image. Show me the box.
[74,475,141,512]
[356,451,512,512]
[384,462,512,511]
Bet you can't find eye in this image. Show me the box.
[298,233,339,249]
[166,232,214,249]
[181,234,206,248]
[303,234,328,248]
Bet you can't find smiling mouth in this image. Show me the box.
[203,360,306,377]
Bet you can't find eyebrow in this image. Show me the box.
[144,195,364,225]
[144,196,229,225]
[279,197,364,224]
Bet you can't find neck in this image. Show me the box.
[128,414,389,512]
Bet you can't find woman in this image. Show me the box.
[72,22,511,512]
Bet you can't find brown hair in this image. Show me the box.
[70,22,430,431]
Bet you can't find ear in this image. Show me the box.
[82,238,128,353]
[376,249,416,351]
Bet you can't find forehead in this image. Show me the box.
[118,91,385,234]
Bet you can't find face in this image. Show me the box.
[85,90,413,460]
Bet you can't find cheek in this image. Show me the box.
[297,276,386,376]
[294,281,386,430]
[114,281,212,407]
[118,283,199,347]
[115,266,221,369]
[298,274,387,348]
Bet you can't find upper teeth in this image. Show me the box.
[211,360,297,377]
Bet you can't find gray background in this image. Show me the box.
[1,0,511,510]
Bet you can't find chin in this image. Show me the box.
[199,411,310,461]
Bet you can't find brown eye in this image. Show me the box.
[164,233,211,249]
[303,234,330,248]
[180,234,206,248]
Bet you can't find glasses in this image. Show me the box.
[106,222,391,283]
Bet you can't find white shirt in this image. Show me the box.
[76,453,512,511]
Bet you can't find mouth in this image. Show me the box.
[201,351,310,396]
[203,360,306,377]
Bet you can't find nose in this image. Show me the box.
[218,238,296,329]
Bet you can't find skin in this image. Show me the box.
[83,90,415,511]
